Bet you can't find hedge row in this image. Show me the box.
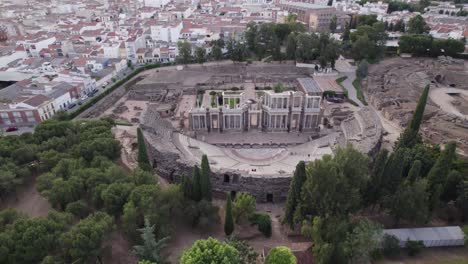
[68,62,175,120]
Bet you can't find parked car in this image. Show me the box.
[88,89,98,97]
[5,126,18,132]
[68,103,77,109]
[80,94,88,101]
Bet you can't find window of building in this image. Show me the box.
[224,174,230,183]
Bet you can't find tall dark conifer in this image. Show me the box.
[137,128,151,171]
[427,142,457,207]
[364,149,388,207]
[192,166,202,202]
[180,175,193,200]
[407,160,422,182]
[284,161,306,229]
[395,85,430,150]
[200,154,212,201]
[224,193,234,236]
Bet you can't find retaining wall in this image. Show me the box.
[143,132,291,203]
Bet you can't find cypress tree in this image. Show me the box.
[427,142,457,205]
[456,181,468,221]
[192,166,202,202]
[407,160,422,182]
[382,149,406,195]
[442,170,462,202]
[364,149,388,207]
[200,154,212,201]
[137,128,151,171]
[409,84,430,132]
[224,193,234,236]
[284,161,306,229]
[395,84,430,150]
[180,175,193,200]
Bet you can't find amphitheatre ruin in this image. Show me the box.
[80,58,468,202]
[84,61,383,202]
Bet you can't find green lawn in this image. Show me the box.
[352,78,368,106]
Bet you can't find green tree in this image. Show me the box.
[224,193,234,236]
[0,211,72,264]
[407,15,430,34]
[329,15,337,32]
[245,21,258,51]
[364,149,388,207]
[301,216,348,263]
[427,142,457,206]
[195,47,206,64]
[381,234,400,257]
[180,237,240,264]
[122,201,139,241]
[265,246,297,264]
[180,175,193,200]
[132,218,170,263]
[212,45,223,61]
[60,212,114,264]
[286,33,297,60]
[101,182,134,216]
[200,154,212,201]
[177,41,192,64]
[386,179,429,225]
[457,181,468,221]
[442,170,463,202]
[395,85,429,149]
[343,219,382,264]
[356,60,369,79]
[284,161,306,228]
[232,192,256,224]
[137,128,151,171]
[192,166,202,202]
[298,145,369,221]
[225,237,258,264]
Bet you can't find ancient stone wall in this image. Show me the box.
[143,132,291,203]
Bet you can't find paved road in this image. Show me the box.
[335,57,365,107]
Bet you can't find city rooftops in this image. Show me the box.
[297,77,322,96]
[280,1,334,10]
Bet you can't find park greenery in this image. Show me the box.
[0,119,220,263]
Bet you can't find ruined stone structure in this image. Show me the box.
[188,77,323,133]
[129,63,383,202]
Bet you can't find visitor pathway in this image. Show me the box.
[335,57,364,107]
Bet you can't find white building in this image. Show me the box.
[151,22,183,43]
[144,0,171,8]
[23,36,56,57]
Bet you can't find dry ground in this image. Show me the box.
[378,247,468,264]
[0,174,51,217]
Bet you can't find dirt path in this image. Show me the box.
[0,175,51,217]
[370,105,402,151]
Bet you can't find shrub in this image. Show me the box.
[250,213,271,237]
[406,240,424,256]
[265,246,296,264]
[233,192,256,224]
[463,225,468,245]
[381,234,400,257]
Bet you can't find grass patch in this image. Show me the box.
[352,78,368,106]
[335,76,349,97]
[115,121,133,126]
